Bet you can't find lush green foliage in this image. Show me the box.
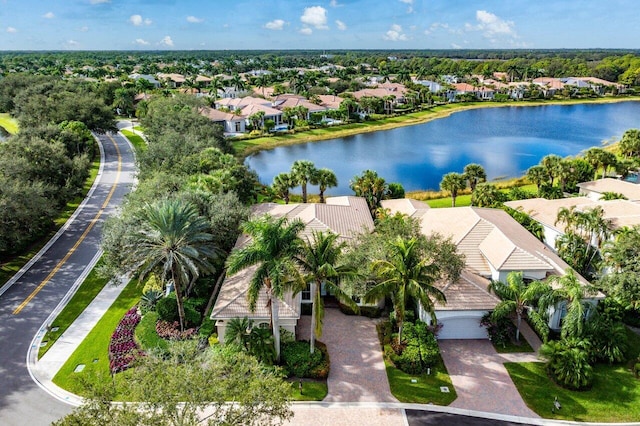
[281,340,330,379]
[540,338,594,390]
[134,311,169,354]
[386,321,440,375]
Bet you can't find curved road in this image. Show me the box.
[0,131,135,425]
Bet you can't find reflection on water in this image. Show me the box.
[247,102,640,194]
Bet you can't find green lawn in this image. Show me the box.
[506,362,640,422]
[492,334,534,354]
[0,113,19,134]
[52,278,140,396]
[288,380,328,401]
[506,329,640,422]
[426,195,471,208]
[384,348,457,405]
[38,257,109,359]
[121,128,147,155]
[0,157,101,286]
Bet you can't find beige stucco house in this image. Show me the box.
[211,196,374,344]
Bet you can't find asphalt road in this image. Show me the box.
[0,131,135,426]
[406,410,536,426]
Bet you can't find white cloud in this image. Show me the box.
[129,14,152,26]
[383,24,407,41]
[264,19,285,30]
[186,16,203,23]
[425,22,448,35]
[399,0,413,13]
[66,40,79,47]
[467,10,517,39]
[6,26,17,33]
[90,0,111,4]
[335,20,347,31]
[300,6,328,30]
[79,26,89,32]
[299,27,313,35]
[330,0,340,6]
[451,43,462,49]
[43,12,55,19]
[135,38,149,45]
[159,35,174,47]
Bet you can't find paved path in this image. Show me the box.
[297,308,397,402]
[440,339,539,418]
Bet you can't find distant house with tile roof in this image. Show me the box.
[577,178,640,201]
[199,107,246,134]
[211,197,374,344]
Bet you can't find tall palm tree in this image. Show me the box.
[350,169,388,218]
[365,237,445,345]
[463,163,487,191]
[296,231,358,353]
[207,76,225,100]
[225,215,305,361]
[290,160,317,203]
[488,271,551,342]
[541,154,562,186]
[126,199,218,331]
[526,165,547,191]
[440,172,466,207]
[310,168,338,203]
[272,172,295,204]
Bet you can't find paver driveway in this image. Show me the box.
[297,307,396,402]
[439,339,539,418]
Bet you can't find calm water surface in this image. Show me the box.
[246,102,640,194]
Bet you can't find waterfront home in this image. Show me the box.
[383,201,601,338]
[577,178,640,201]
[211,197,374,344]
[199,107,246,134]
[505,196,640,248]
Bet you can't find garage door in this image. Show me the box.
[438,316,488,340]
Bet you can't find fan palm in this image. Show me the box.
[310,168,338,203]
[463,163,487,191]
[365,237,445,345]
[488,271,551,342]
[125,199,218,331]
[439,172,466,207]
[296,231,358,353]
[225,215,305,361]
[290,160,317,203]
[272,172,295,204]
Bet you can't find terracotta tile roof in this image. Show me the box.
[578,178,640,201]
[435,270,499,311]
[216,96,269,109]
[240,103,283,117]
[317,94,344,109]
[199,106,243,122]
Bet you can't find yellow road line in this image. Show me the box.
[12,134,123,315]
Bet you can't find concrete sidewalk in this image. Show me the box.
[28,276,129,406]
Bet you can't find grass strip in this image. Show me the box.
[121,128,147,154]
[0,112,19,134]
[492,335,535,354]
[0,156,101,286]
[384,353,457,405]
[38,257,108,359]
[288,380,328,401]
[52,278,140,396]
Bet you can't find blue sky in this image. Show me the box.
[1,0,639,51]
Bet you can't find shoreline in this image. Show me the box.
[236,96,640,159]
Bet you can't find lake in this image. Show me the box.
[246,101,640,194]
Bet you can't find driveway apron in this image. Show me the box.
[439,339,539,418]
[297,308,396,402]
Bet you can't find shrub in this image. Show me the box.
[387,321,440,375]
[540,338,594,390]
[135,311,169,354]
[339,302,381,318]
[308,341,330,379]
[198,317,216,338]
[139,290,163,314]
[183,305,202,327]
[156,295,179,322]
[155,320,198,340]
[480,312,515,348]
[280,340,324,378]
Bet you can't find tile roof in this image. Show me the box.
[381,198,430,219]
[577,178,640,201]
[434,270,500,311]
[211,197,374,321]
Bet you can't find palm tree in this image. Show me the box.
[296,231,358,353]
[488,271,551,342]
[541,154,562,186]
[349,169,388,218]
[290,160,317,203]
[125,199,218,331]
[229,74,246,92]
[272,172,295,204]
[440,172,466,207]
[310,168,338,203]
[539,269,596,339]
[365,237,445,346]
[463,163,487,191]
[225,215,305,361]
[471,183,504,207]
[207,76,224,100]
[526,165,547,191]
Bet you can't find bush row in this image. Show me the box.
[280,340,330,379]
[108,306,143,374]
